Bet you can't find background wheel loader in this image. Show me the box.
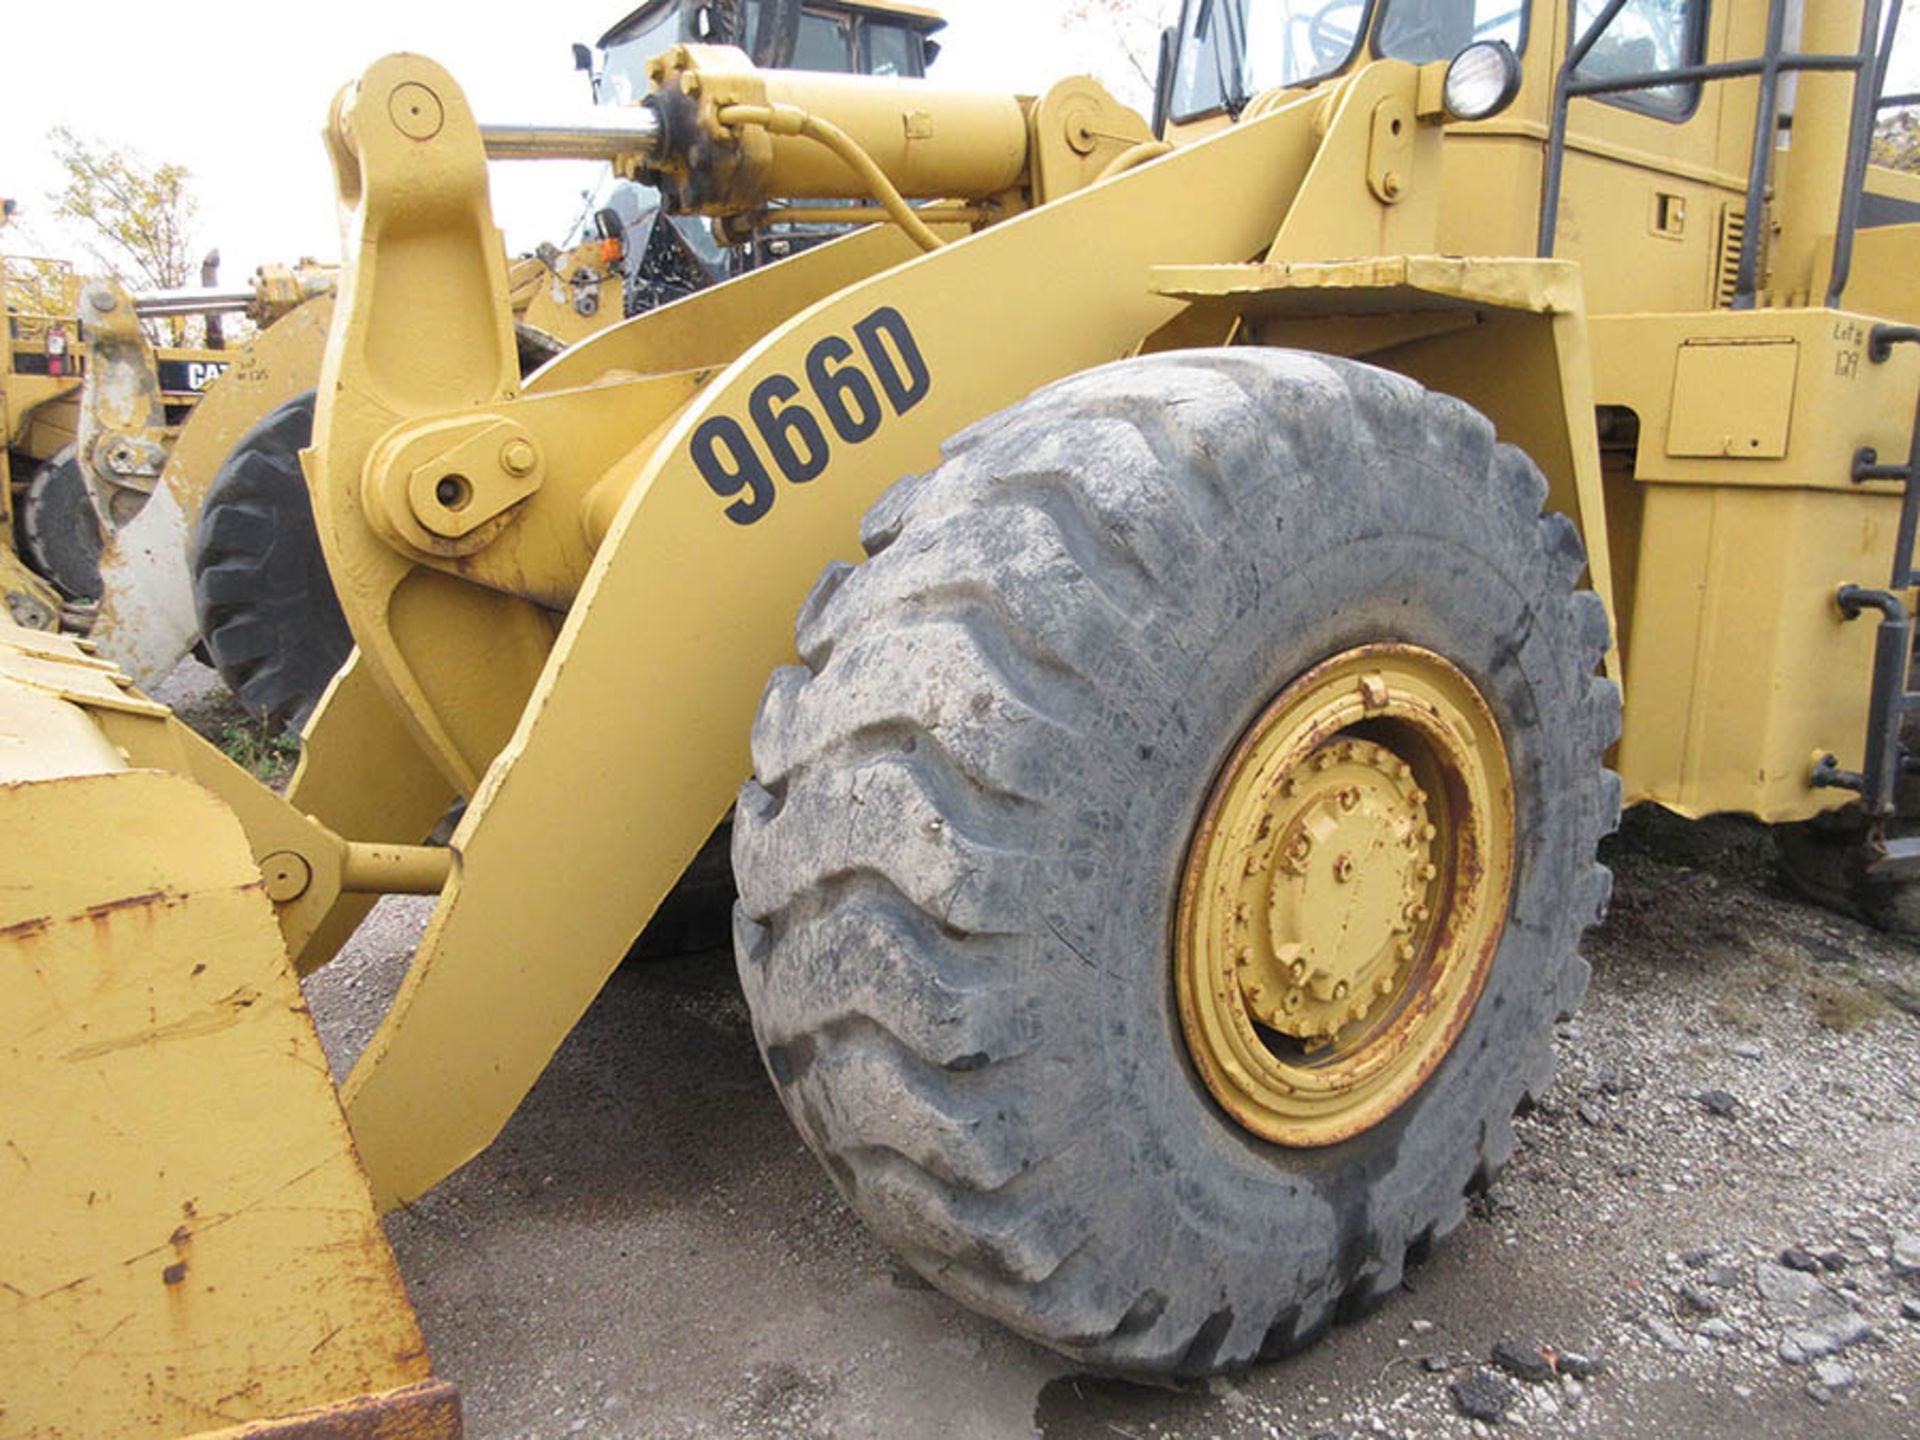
[1,255,242,634]
[4,0,1918,1431]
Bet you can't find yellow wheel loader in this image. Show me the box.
[6,0,1919,1429]
[2,256,241,633]
[3,257,328,633]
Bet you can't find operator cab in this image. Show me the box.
[1156,1,1916,316]
[594,0,944,105]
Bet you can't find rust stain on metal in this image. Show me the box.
[1,890,191,943]
[161,1260,188,1286]
[86,889,171,922]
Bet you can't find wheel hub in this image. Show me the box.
[1242,737,1436,1044]
[1175,645,1514,1147]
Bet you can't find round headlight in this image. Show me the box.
[1443,41,1523,122]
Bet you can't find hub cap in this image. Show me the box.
[1175,644,1515,1146]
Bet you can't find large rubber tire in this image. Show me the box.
[17,447,102,600]
[191,391,351,729]
[732,351,1621,1376]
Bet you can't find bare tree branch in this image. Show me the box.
[44,127,203,343]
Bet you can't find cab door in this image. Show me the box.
[1552,0,1759,316]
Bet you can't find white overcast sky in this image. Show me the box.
[0,0,1121,285]
[1,2,1915,287]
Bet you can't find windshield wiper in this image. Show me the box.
[1195,0,1251,117]
[1217,0,1249,115]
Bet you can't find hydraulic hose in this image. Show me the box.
[716,102,948,252]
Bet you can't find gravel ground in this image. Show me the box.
[161,661,1920,1438]
[287,808,1918,1440]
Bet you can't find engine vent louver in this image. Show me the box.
[1715,206,1748,308]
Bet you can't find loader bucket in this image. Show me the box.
[0,625,459,1438]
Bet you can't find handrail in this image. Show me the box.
[1826,0,1897,305]
[1538,0,1896,311]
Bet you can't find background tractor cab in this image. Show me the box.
[572,0,948,303]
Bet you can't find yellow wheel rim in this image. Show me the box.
[1175,644,1515,1147]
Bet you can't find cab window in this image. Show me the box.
[862,19,920,77]
[792,10,854,71]
[1169,0,1375,123]
[1571,0,1707,120]
[1374,0,1525,63]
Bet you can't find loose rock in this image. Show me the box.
[1450,1370,1518,1424]
[1779,1313,1873,1364]
[1638,1313,1689,1354]
[1490,1340,1554,1384]
[1698,1089,1740,1118]
[1811,1358,1858,1394]
[1755,1262,1845,1317]
[1678,1283,1720,1317]
[1556,1352,1606,1381]
[1893,1233,1920,1277]
[1781,1247,1821,1273]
